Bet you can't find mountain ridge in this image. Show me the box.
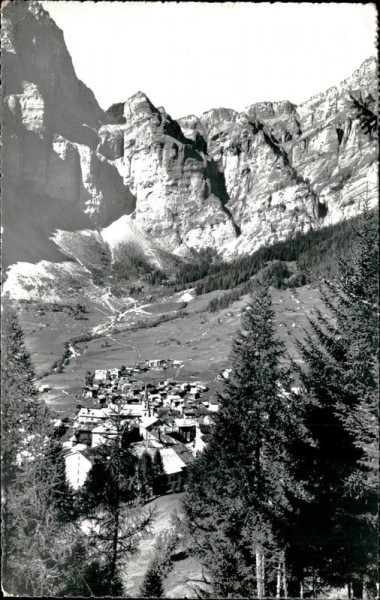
[2,1,378,302]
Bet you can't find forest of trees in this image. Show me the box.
[170,216,361,296]
[182,205,379,598]
[2,204,378,598]
[1,313,167,596]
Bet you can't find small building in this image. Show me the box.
[108,368,120,380]
[219,369,231,380]
[65,446,96,490]
[82,386,98,399]
[94,369,108,382]
[139,416,161,440]
[91,422,118,448]
[147,359,168,370]
[76,407,108,425]
[120,403,145,419]
[160,442,194,492]
[95,393,107,405]
[174,418,197,443]
[73,425,96,447]
[173,360,184,368]
[183,408,196,418]
[179,383,191,392]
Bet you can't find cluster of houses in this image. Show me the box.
[60,362,218,494]
[81,363,219,418]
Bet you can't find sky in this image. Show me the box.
[41,1,377,119]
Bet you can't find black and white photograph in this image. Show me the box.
[1,1,378,597]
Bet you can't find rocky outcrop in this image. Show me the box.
[2,0,135,267]
[100,57,377,259]
[99,93,239,256]
[2,0,377,298]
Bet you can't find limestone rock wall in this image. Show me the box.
[3,0,377,276]
[2,0,135,267]
[100,58,377,259]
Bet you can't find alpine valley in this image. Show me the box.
[2,0,378,381]
[2,3,379,597]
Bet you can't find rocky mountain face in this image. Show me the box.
[99,94,239,257]
[2,0,135,269]
[2,1,378,301]
[100,58,377,259]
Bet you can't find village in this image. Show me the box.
[52,358,223,495]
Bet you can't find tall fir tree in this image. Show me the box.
[153,449,167,496]
[283,206,379,597]
[1,306,86,596]
[138,450,155,499]
[78,407,154,596]
[139,529,180,598]
[183,280,297,598]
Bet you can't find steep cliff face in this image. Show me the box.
[2,1,377,303]
[99,93,239,256]
[2,0,135,268]
[100,57,377,259]
[181,57,377,255]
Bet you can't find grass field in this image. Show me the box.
[15,300,111,376]
[18,284,323,417]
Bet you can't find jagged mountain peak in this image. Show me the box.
[123,91,160,121]
[245,100,297,120]
[3,0,378,302]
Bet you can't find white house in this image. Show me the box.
[173,360,184,368]
[147,359,167,369]
[76,407,108,425]
[160,443,194,492]
[179,383,190,392]
[65,446,96,490]
[108,368,120,379]
[91,422,118,448]
[165,394,183,408]
[139,416,160,439]
[171,397,185,414]
[220,369,231,380]
[120,403,145,418]
[94,369,108,382]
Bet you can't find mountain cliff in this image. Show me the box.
[2,1,378,301]
[100,58,377,258]
[2,0,135,269]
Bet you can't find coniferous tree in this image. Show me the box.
[139,529,180,598]
[138,450,155,499]
[140,560,165,598]
[284,206,379,597]
[349,91,378,139]
[1,307,86,596]
[153,449,167,496]
[43,438,76,523]
[183,281,297,598]
[2,305,41,487]
[78,408,154,596]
